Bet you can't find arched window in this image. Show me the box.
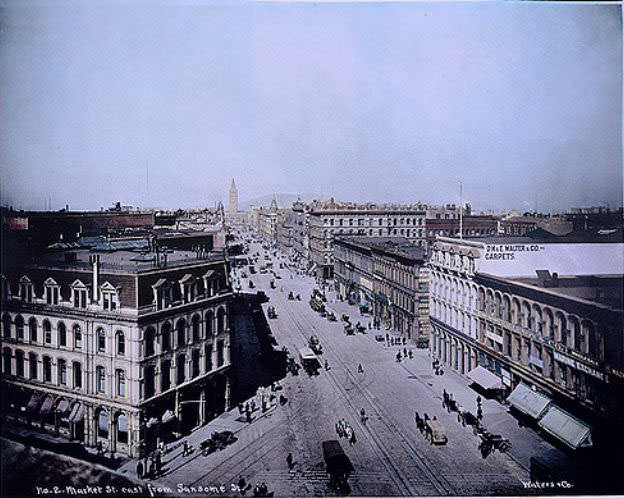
[144,327,156,357]
[144,365,155,398]
[3,348,12,375]
[2,314,11,338]
[43,356,52,382]
[192,314,200,341]
[161,323,171,353]
[58,322,67,347]
[29,352,38,379]
[43,320,52,344]
[216,307,226,333]
[97,328,106,353]
[116,413,128,444]
[205,310,214,336]
[161,360,171,391]
[205,344,213,372]
[96,366,106,393]
[58,359,67,385]
[191,348,200,377]
[73,324,82,348]
[176,319,186,346]
[29,317,38,342]
[15,350,24,377]
[15,315,24,341]
[116,370,126,397]
[97,410,109,439]
[176,354,186,384]
[116,331,125,356]
[217,339,225,367]
[73,361,82,388]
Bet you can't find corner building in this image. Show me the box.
[1,245,232,457]
[429,236,624,437]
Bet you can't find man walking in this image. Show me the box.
[286,452,294,470]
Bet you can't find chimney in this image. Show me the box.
[551,272,559,286]
[90,254,100,302]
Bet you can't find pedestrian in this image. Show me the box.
[245,402,250,413]
[286,452,294,470]
[408,349,413,359]
[238,403,244,414]
[246,411,252,423]
[349,430,357,446]
[403,347,407,357]
[238,476,247,495]
[360,408,367,424]
[253,483,261,496]
[396,351,402,362]
[357,363,364,373]
[324,359,330,370]
[155,452,162,476]
[136,460,144,479]
[182,440,190,456]
[261,483,268,496]
[250,399,256,412]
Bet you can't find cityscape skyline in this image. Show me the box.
[1,2,621,212]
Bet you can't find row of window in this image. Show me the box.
[323,217,424,227]
[1,349,126,397]
[5,278,117,309]
[1,315,126,355]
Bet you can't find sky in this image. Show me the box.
[0,1,621,212]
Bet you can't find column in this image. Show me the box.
[108,411,116,453]
[211,344,218,369]
[224,376,231,411]
[199,390,206,426]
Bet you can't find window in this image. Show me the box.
[2,314,10,339]
[15,350,24,377]
[116,370,126,397]
[177,354,186,384]
[117,414,128,444]
[102,291,117,311]
[73,362,82,388]
[43,356,52,382]
[116,331,125,356]
[72,282,87,308]
[3,348,12,375]
[73,325,82,348]
[217,340,225,367]
[97,328,106,353]
[29,353,37,380]
[15,315,24,340]
[19,278,33,302]
[192,348,200,377]
[45,281,59,305]
[58,322,67,347]
[96,366,106,393]
[216,307,226,333]
[58,359,67,385]
[192,315,200,341]
[161,324,171,352]
[97,410,108,438]
[176,319,186,346]
[161,360,171,391]
[205,344,213,372]
[144,366,155,398]
[43,320,52,344]
[144,327,156,357]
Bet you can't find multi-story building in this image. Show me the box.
[229,179,238,215]
[334,237,429,344]
[429,236,624,442]
[0,243,233,458]
[276,209,294,255]
[425,215,500,248]
[309,199,426,279]
[292,199,310,266]
[256,199,279,246]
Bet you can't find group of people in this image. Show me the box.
[395,348,414,362]
[431,358,444,376]
[136,449,164,480]
[387,334,408,346]
[335,418,357,446]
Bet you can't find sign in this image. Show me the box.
[501,368,511,386]
[484,243,545,261]
[3,216,29,230]
[554,351,605,381]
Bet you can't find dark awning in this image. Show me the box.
[39,396,55,416]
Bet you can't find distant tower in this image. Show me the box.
[229,179,238,214]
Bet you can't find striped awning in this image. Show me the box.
[26,394,42,413]
[39,396,55,416]
[69,403,85,423]
[55,399,71,417]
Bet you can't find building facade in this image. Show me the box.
[425,215,500,249]
[334,237,429,344]
[1,245,233,458]
[291,199,310,266]
[276,209,294,255]
[256,199,279,245]
[309,200,426,279]
[229,179,238,215]
[428,236,624,433]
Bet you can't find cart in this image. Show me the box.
[322,440,354,491]
[424,419,448,445]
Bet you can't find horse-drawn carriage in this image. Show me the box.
[308,336,323,354]
[425,418,448,445]
[200,431,236,456]
[323,440,354,492]
[478,432,511,455]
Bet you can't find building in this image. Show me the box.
[428,236,624,440]
[566,207,624,232]
[425,215,500,248]
[256,199,279,245]
[276,209,294,255]
[308,200,426,279]
[0,242,233,458]
[334,237,429,344]
[229,179,238,215]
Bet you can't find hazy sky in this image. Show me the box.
[1,1,621,212]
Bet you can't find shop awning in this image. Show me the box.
[467,366,503,390]
[507,383,552,419]
[68,403,84,423]
[26,394,42,413]
[538,406,592,450]
[162,410,176,424]
[55,399,71,417]
[146,417,159,428]
[39,396,55,416]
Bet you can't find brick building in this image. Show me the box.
[1,242,232,458]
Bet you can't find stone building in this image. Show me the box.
[425,215,500,249]
[291,199,310,266]
[276,209,294,255]
[429,236,624,442]
[255,199,279,245]
[334,237,429,344]
[0,242,232,458]
[229,179,238,215]
[308,200,426,279]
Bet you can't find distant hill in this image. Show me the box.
[239,193,326,210]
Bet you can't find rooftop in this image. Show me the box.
[335,236,425,261]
